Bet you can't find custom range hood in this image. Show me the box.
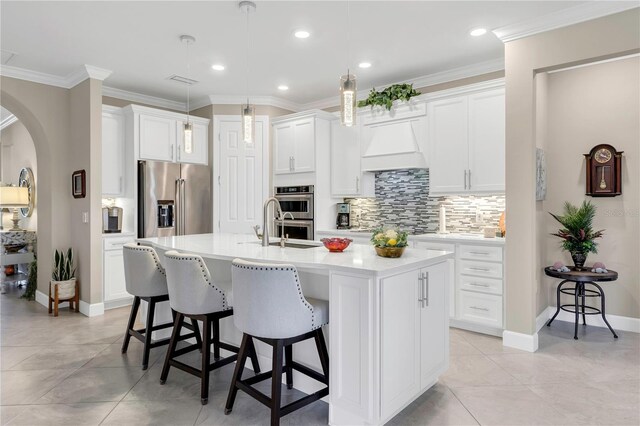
[360,101,428,171]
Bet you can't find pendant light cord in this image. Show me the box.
[245,5,250,105]
[186,39,190,122]
[347,0,351,78]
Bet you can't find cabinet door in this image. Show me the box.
[103,248,129,302]
[414,243,455,319]
[273,122,295,174]
[468,89,505,192]
[330,120,361,195]
[177,121,208,165]
[102,111,124,196]
[420,261,449,389]
[380,269,421,419]
[139,114,176,162]
[428,97,469,194]
[293,118,315,173]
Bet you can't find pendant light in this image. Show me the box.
[240,1,256,144]
[180,34,195,154]
[340,1,356,127]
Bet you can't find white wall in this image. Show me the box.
[0,119,37,230]
[542,56,639,319]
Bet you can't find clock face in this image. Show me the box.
[595,148,612,164]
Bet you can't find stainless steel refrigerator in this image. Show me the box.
[138,160,212,238]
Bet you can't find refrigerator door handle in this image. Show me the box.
[137,161,146,238]
[181,179,186,235]
[175,178,181,235]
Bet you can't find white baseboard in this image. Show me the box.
[502,330,539,352]
[536,308,549,333]
[104,296,133,310]
[35,290,104,317]
[544,306,640,333]
[79,300,104,317]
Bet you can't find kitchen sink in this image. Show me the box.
[240,240,321,249]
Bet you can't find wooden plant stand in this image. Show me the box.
[48,280,80,316]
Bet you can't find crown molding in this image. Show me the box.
[0,64,112,89]
[300,57,504,110]
[493,2,640,43]
[102,86,186,111]
[0,113,18,131]
[203,95,301,112]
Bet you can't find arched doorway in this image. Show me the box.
[0,106,38,297]
[0,89,56,300]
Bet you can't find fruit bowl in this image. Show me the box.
[320,238,353,252]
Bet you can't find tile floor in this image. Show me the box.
[1,285,639,425]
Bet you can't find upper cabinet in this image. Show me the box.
[330,120,374,197]
[273,116,316,174]
[427,82,505,195]
[102,106,125,196]
[125,105,209,165]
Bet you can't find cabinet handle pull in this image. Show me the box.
[468,169,472,189]
[355,176,360,192]
[119,176,123,193]
[468,267,490,272]
[470,306,489,312]
[469,282,490,287]
[170,144,173,158]
[424,272,429,307]
[469,251,489,255]
[292,157,295,170]
[464,170,467,190]
[418,274,424,306]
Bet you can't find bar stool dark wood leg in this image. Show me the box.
[122,296,141,353]
[248,337,260,373]
[271,340,284,426]
[192,319,203,349]
[314,329,329,378]
[160,313,184,384]
[225,333,251,414]
[284,345,293,390]
[142,298,156,369]
[212,318,221,359]
[200,317,212,404]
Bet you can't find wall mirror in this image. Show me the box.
[18,167,35,217]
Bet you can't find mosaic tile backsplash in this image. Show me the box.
[345,169,505,235]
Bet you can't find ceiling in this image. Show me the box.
[0,1,596,106]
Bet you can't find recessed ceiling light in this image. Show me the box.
[211,64,225,71]
[278,85,289,91]
[358,62,372,69]
[470,28,487,37]
[294,30,310,39]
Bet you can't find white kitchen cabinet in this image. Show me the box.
[102,106,125,196]
[103,235,135,309]
[330,120,375,197]
[427,83,505,195]
[414,241,455,319]
[273,116,315,174]
[427,97,468,194]
[177,120,208,165]
[126,105,209,165]
[380,261,449,420]
[139,113,176,162]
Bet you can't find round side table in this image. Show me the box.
[544,266,618,340]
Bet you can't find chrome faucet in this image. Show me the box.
[278,212,295,248]
[262,197,283,247]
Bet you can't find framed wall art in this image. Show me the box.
[72,170,86,199]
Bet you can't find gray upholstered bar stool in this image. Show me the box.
[225,259,329,426]
[161,251,261,405]
[121,243,202,370]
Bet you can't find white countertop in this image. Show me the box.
[139,233,453,276]
[316,229,505,245]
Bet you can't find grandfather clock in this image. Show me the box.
[584,144,623,197]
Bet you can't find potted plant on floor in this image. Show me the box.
[550,201,604,270]
[50,248,78,315]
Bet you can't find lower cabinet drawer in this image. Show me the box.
[413,241,456,253]
[459,275,503,295]
[458,291,503,328]
[459,259,503,279]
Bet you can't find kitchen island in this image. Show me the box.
[139,233,454,425]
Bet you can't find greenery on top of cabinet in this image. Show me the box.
[358,84,422,111]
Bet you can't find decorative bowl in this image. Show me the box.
[375,246,406,258]
[321,238,353,252]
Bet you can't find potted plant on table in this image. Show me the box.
[550,201,604,271]
[371,227,409,258]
